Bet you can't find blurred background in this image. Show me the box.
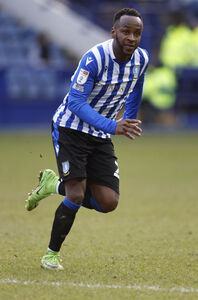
[0,0,197,131]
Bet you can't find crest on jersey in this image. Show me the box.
[133,65,140,79]
[62,161,70,176]
[77,68,89,85]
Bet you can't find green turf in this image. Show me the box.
[0,131,198,300]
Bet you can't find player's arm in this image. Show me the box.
[123,48,149,121]
[123,73,145,120]
[67,52,117,134]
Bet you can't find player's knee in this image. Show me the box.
[67,190,84,205]
[100,196,119,213]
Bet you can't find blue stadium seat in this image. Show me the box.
[176,68,198,109]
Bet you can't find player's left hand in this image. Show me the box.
[115,119,142,140]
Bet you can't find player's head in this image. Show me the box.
[113,8,143,25]
[112,8,143,61]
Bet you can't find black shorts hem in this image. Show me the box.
[61,174,86,182]
[87,178,119,194]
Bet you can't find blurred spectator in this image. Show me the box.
[142,5,198,121]
[29,33,53,67]
[159,10,198,68]
[143,66,176,110]
[28,32,68,68]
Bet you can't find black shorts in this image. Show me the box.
[51,123,119,194]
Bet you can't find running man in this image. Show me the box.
[26,7,149,270]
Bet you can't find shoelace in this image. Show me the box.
[46,253,61,264]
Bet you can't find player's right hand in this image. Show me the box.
[115,119,142,140]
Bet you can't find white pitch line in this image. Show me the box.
[1,279,198,294]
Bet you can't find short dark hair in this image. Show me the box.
[113,8,143,25]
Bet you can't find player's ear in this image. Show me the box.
[111,27,116,38]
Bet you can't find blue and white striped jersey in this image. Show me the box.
[53,39,149,139]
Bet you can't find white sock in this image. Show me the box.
[48,247,57,253]
[55,181,60,194]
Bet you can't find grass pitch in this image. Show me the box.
[0,130,198,300]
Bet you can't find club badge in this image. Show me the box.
[62,161,70,176]
[133,65,140,79]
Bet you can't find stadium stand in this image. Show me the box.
[0,9,74,127]
[0,0,197,128]
[175,67,198,127]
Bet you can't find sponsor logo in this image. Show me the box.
[77,68,89,85]
[73,82,84,92]
[86,56,94,66]
[62,161,70,176]
[133,65,140,79]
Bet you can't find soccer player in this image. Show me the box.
[25,8,149,270]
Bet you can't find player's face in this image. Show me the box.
[112,15,143,61]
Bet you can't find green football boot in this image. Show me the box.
[25,169,59,211]
[41,250,64,270]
